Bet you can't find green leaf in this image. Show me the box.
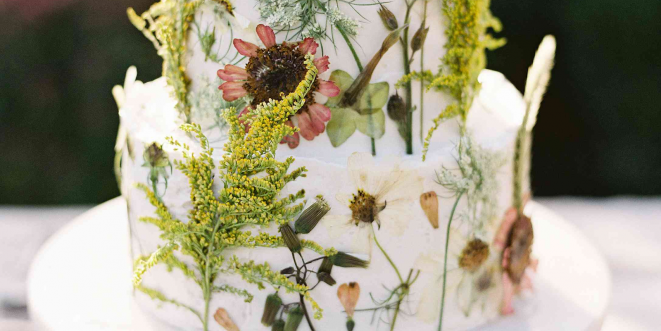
[359,82,389,111]
[326,108,358,147]
[326,70,355,107]
[355,110,386,139]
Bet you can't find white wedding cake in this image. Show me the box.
[114,0,554,330]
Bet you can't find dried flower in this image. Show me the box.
[272,319,285,331]
[387,93,407,122]
[316,257,336,286]
[337,282,360,318]
[420,191,439,228]
[284,306,304,331]
[279,225,301,253]
[261,293,283,326]
[329,252,369,268]
[214,308,239,331]
[218,24,339,147]
[295,195,330,234]
[377,5,398,31]
[458,239,490,273]
[411,23,429,53]
[504,215,534,284]
[143,142,168,168]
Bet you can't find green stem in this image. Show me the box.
[372,225,404,284]
[202,218,223,331]
[438,191,465,331]
[401,1,416,155]
[337,23,377,156]
[419,0,428,143]
[391,297,402,331]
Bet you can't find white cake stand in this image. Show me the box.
[27,198,610,331]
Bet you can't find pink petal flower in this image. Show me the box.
[217,65,249,82]
[308,103,331,122]
[233,39,259,57]
[298,38,319,55]
[501,274,515,315]
[219,81,248,101]
[317,79,340,97]
[493,207,518,250]
[280,120,300,148]
[296,112,316,140]
[313,56,330,74]
[256,24,277,48]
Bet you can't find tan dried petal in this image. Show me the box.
[420,191,439,229]
[214,308,239,331]
[505,215,534,284]
[337,282,361,318]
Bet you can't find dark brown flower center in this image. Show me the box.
[349,189,383,225]
[244,44,319,114]
[458,239,490,273]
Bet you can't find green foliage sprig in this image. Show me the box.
[128,0,202,122]
[133,55,341,330]
[397,0,505,160]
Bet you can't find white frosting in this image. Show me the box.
[119,63,526,329]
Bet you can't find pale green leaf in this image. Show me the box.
[326,70,355,107]
[355,110,385,139]
[326,108,358,147]
[359,82,389,111]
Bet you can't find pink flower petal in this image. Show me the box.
[219,81,248,101]
[256,24,277,48]
[317,79,340,97]
[217,65,249,82]
[299,38,319,55]
[501,274,515,315]
[280,120,300,148]
[493,207,518,250]
[308,103,331,122]
[233,39,259,57]
[313,56,330,74]
[296,112,316,140]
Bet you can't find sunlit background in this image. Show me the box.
[0,0,659,329]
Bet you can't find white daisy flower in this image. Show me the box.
[414,228,502,322]
[322,152,424,255]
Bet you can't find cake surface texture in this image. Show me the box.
[114,1,554,330]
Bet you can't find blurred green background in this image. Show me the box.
[0,0,659,205]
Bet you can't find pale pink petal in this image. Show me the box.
[256,24,277,48]
[281,132,300,149]
[299,38,319,55]
[217,65,249,82]
[520,273,533,291]
[317,79,340,97]
[502,247,511,268]
[296,112,316,140]
[529,258,539,272]
[494,207,518,250]
[313,56,330,74]
[501,274,515,315]
[308,103,331,122]
[219,81,248,101]
[308,112,326,134]
[233,39,259,57]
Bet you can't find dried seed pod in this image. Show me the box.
[505,215,534,284]
[261,293,282,326]
[284,306,304,331]
[337,282,361,318]
[377,5,398,31]
[295,195,331,234]
[346,318,356,331]
[317,257,336,286]
[411,24,429,53]
[387,93,407,122]
[213,308,239,331]
[279,267,295,275]
[419,191,439,229]
[329,252,369,268]
[279,225,301,253]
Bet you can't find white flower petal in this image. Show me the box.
[347,152,375,190]
[335,192,353,207]
[321,214,353,239]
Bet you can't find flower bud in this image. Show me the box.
[261,293,283,326]
[337,282,361,318]
[377,5,398,31]
[387,93,407,122]
[279,267,295,275]
[420,191,439,229]
[284,306,304,331]
[295,195,330,234]
[213,308,239,331]
[272,319,285,331]
[143,142,169,168]
[329,252,369,268]
[316,257,336,286]
[346,318,356,331]
[279,225,301,253]
[411,24,429,53]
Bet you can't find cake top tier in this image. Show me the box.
[127,0,506,160]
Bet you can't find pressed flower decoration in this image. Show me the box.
[218,24,340,148]
[323,152,424,255]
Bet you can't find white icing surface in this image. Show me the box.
[117,0,530,329]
